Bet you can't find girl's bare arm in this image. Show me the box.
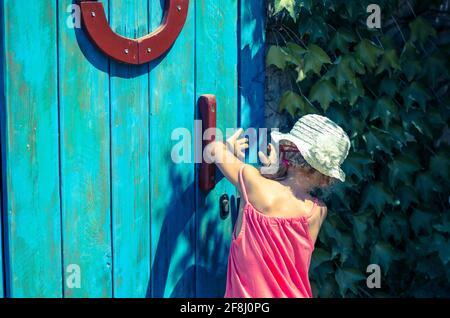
[204,128,250,187]
[206,128,266,195]
[206,141,245,187]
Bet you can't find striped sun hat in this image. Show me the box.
[271,114,351,182]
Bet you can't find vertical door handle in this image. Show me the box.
[199,95,217,192]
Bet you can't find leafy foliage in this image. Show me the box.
[267,0,450,297]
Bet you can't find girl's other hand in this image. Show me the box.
[258,143,278,167]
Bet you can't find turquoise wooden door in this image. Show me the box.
[0,0,265,298]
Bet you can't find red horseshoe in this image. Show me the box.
[79,0,189,65]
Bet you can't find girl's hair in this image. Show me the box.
[261,140,335,190]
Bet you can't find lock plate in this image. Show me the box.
[220,194,230,220]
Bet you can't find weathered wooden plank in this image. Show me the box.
[149,0,196,298]
[239,0,266,127]
[195,0,238,297]
[0,179,3,297]
[109,0,151,298]
[58,0,112,297]
[240,0,266,159]
[1,0,62,297]
[0,0,5,298]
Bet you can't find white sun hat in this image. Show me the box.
[271,114,351,182]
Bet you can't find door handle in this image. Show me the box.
[79,0,189,65]
[199,95,217,192]
[219,194,230,220]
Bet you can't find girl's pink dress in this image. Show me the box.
[225,166,318,298]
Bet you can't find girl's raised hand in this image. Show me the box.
[226,128,249,161]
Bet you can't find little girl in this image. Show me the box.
[206,114,351,298]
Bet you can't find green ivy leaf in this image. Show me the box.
[426,107,447,127]
[330,182,352,210]
[401,109,433,138]
[335,268,366,297]
[315,275,339,298]
[352,211,375,249]
[266,46,289,70]
[326,105,350,130]
[410,209,435,236]
[363,127,393,155]
[311,248,332,271]
[346,79,365,106]
[298,0,313,12]
[344,1,366,21]
[422,52,449,88]
[357,97,375,121]
[389,123,416,149]
[342,153,374,181]
[432,233,450,265]
[380,212,408,243]
[286,42,307,66]
[409,17,437,47]
[375,49,401,76]
[333,56,358,90]
[309,79,338,111]
[388,153,421,188]
[295,66,306,82]
[274,0,296,20]
[286,42,307,55]
[360,182,394,215]
[415,172,441,201]
[416,257,446,280]
[371,97,398,129]
[304,44,331,75]
[396,185,419,211]
[406,234,433,259]
[348,54,366,75]
[298,16,329,42]
[434,218,450,234]
[333,234,354,263]
[378,78,398,97]
[279,91,305,117]
[355,39,383,69]
[429,151,450,180]
[402,82,431,111]
[330,28,357,53]
[370,242,404,274]
[350,115,366,137]
[322,215,353,262]
[400,42,422,81]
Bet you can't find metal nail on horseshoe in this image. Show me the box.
[79,0,189,65]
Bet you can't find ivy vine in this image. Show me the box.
[267,0,450,297]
